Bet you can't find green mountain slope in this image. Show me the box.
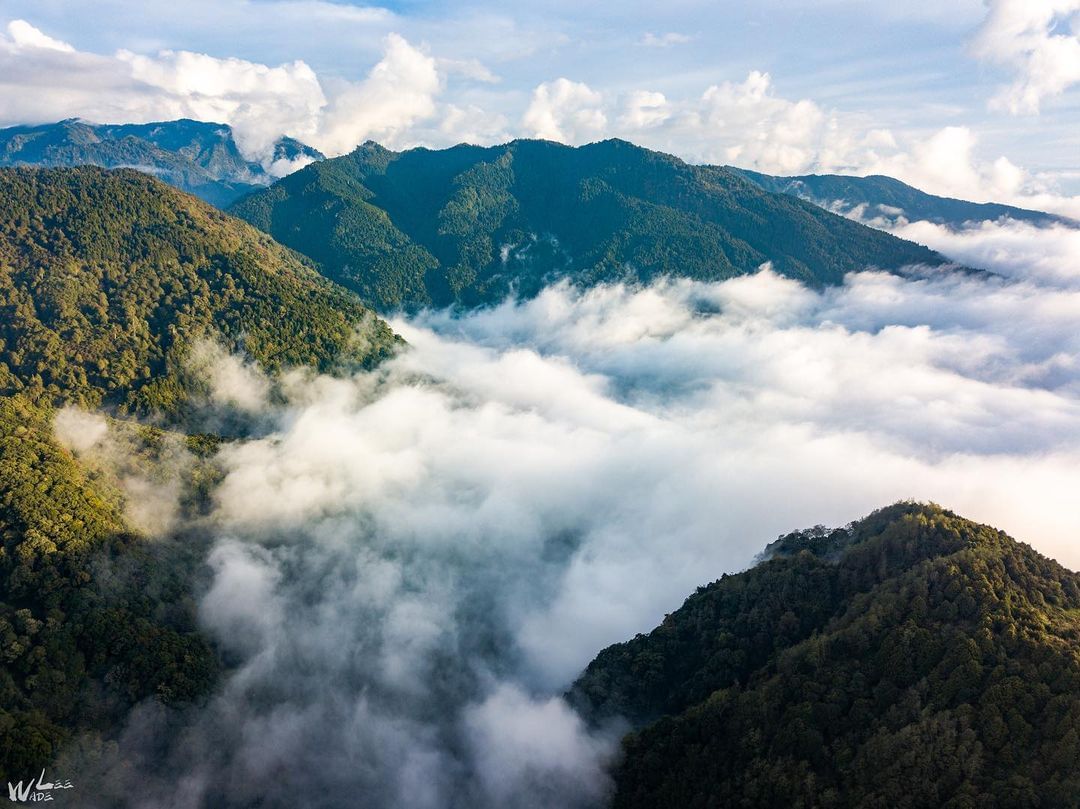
[0,166,400,781]
[0,395,219,781]
[733,168,1075,230]
[571,503,1080,808]
[230,139,949,311]
[0,119,323,206]
[0,166,399,416]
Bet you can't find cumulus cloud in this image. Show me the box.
[511,69,1065,214]
[5,18,73,52]
[618,90,670,130]
[316,33,441,155]
[522,78,607,143]
[0,21,442,163]
[972,0,1080,114]
[698,71,828,174]
[4,16,1080,217]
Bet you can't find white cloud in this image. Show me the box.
[639,31,693,47]
[437,56,500,84]
[316,33,441,155]
[698,71,828,174]
[53,406,194,535]
[888,219,1080,287]
[618,90,670,129]
[972,0,1080,114]
[116,48,326,159]
[438,103,511,145]
[464,684,614,809]
[4,17,1080,216]
[522,78,607,144]
[5,18,73,52]
[0,21,440,162]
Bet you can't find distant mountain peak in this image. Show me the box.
[0,119,324,206]
[734,166,1074,229]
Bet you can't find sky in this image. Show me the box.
[2,0,1080,212]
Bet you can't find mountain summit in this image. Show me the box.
[571,503,1080,808]
[229,138,949,311]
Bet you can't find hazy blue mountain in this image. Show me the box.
[733,167,1075,229]
[230,138,950,311]
[0,119,324,206]
[571,503,1080,808]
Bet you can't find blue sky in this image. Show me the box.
[1,0,1078,207]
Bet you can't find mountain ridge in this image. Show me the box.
[0,163,402,780]
[733,167,1077,230]
[229,137,951,311]
[0,119,323,206]
[0,165,399,416]
[571,502,1080,808]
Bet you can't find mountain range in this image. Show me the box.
[734,168,1074,230]
[0,119,323,207]
[229,138,948,311]
[0,139,1077,805]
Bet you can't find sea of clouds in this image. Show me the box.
[57,216,1080,808]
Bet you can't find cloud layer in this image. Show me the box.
[59,213,1080,807]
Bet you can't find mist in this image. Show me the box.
[60,216,1080,807]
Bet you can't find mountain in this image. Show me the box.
[733,168,1075,230]
[229,138,949,312]
[0,165,401,781]
[571,503,1080,808]
[0,166,399,416]
[0,119,324,206]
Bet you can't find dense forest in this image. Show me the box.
[571,503,1080,808]
[0,166,401,781]
[0,166,399,417]
[0,120,323,206]
[229,138,949,311]
[0,395,221,781]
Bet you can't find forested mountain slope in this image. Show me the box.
[0,166,399,781]
[572,503,1080,808]
[0,166,399,416]
[0,119,322,206]
[230,138,949,311]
